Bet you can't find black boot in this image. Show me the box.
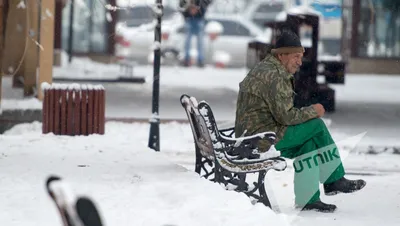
[324,177,366,196]
[296,200,337,213]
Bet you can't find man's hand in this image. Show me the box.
[312,103,325,117]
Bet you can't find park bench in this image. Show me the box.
[180,94,287,208]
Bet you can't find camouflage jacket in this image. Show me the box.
[235,54,318,151]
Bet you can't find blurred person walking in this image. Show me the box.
[179,0,212,67]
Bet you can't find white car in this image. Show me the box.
[114,4,180,64]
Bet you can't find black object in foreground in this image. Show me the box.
[76,197,104,226]
[45,175,104,226]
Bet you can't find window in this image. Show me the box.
[256,3,284,13]
[342,0,353,60]
[252,3,284,26]
[177,26,185,34]
[299,25,313,48]
[176,19,251,37]
[118,5,177,27]
[214,20,250,36]
[62,0,108,54]
[120,6,153,27]
[321,39,341,56]
[357,0,400,58]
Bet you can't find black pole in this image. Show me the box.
[68,0,75,63]
[88,0,94,52]
[148,0,163,152]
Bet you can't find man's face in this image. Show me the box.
[278,52,303,74]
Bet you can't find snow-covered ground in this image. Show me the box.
[1,121,400,226]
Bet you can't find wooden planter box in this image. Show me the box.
[42,83,105,135]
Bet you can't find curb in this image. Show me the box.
[53,76,146,84]
[105,117,189,124]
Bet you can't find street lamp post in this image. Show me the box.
[68,0,75,63]
[148,0,163,152]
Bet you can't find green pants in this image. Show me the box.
[275,118,345,206]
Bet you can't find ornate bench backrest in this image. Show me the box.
[198,101,278,153]
[180,95,215,160]
[197,101,225,151]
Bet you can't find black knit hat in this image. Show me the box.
[271,30,305,54]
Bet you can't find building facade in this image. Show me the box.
[342,0,400,74]
[59,0,117,62]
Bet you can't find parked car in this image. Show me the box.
[114,12,182,64]
[114,3,180,63]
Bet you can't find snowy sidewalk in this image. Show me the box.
[0,122,282,226]
[1,121,400,226]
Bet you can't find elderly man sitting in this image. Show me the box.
[234,30,366,212]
